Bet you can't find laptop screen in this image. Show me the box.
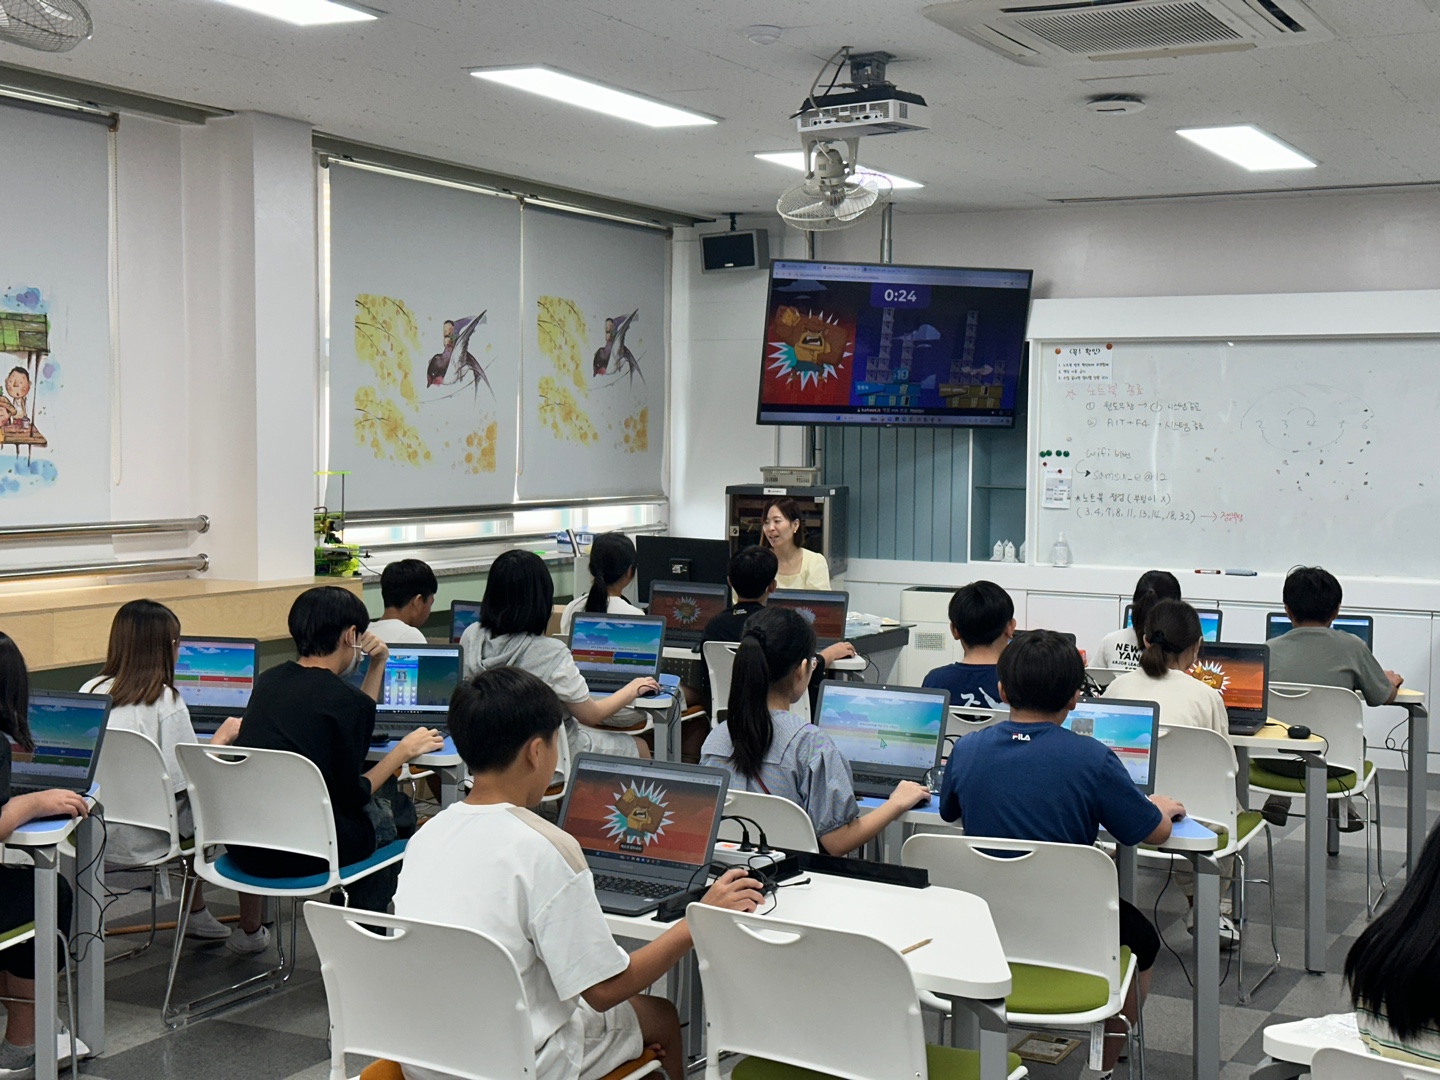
[648,581,729,640]
[1125,604,1222,643]
[562,756,728,873]
[1189,643,1269,716]
[175,637,258,711]
[1064,697,1160,793]
[570,615,665,682]
[14,692,110,786]
[768,590,848,643]
[814,682,950,772]
[450,601,483,644]
[375,645,460,713]
[1266,612,1373,650]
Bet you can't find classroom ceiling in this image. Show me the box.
[6,0,1440,216]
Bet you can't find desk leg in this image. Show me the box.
[1234,747,1251,811]
[438,764,462,809]
[1407,704,1430,877]
[74,813,105,1055]
[970,1000,1009,1080]
[33,846,57,1080]
[1189,852,1221,1080]
[1116,844,1136,906]
[679,952,704,1065]
[1304,753,1327,974]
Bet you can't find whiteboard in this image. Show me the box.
[1033,337,1440,577]
[328,165,521,511]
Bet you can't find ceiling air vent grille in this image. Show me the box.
[1015,2,1242,54]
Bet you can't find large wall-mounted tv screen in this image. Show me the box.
[756,259,1033,428]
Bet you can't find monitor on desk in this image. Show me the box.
[636,536,731,606]
[1266,611,1373,651]
[648,580,730,646]
[347,644,461,714]
[768,589,849,646]
[450,600,483,644]
[175,636,259,715]
[1065,697,1160,794]
[1126,604,1222,643]
[814,682,950,785]
[12,691,111,792]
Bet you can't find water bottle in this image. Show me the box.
[1051,532,1072,568]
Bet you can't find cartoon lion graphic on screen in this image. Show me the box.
[603,781,675,848]
[767,306,852,389]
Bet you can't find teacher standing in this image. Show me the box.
[761,497,831,591]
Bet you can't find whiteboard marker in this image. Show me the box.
[1225,569,1258,576]
[1195,569,1222,574]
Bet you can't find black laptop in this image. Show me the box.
[175,636,260,735]
[814,682,950,798]
[1188,642,1270,736]
[8,690,110,797]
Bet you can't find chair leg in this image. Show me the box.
[108,865,164,964]
[163,881,290,1029]
[1365,779,1390,918]
[1239,829,1281,1004]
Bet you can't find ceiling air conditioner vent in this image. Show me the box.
[924,0,1333,66]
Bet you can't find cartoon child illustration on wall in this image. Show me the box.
[5,366,30,428]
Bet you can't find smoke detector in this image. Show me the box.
[745,24,782,44]
[1087,94,1147,115]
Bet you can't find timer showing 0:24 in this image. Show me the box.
[868,282,931,310]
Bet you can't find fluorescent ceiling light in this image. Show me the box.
[1175,125,1317,172]
[214,0,378,25]
[754,151,924,189]
[471,66,717,128]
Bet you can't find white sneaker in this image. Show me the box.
[1185,909,1241,948]
[225,924,270,956]
[184,906,231,940]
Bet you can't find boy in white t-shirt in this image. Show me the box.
[369,559,437,645]
[393,666,762,1080]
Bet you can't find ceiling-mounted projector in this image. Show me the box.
[793,50,929,137]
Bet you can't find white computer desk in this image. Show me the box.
[364,735,466,807]
[605,873,1015,1080]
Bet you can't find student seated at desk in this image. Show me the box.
[921,580,1013,709]
[0,632,87,1079]
[1344,815,1440,1066]
[228,587,443,943]
[1106,600,1227,736]
[460,550,654,759]
[394,667,762,1080]
[1099,570,1181,672]
[370,559,438,645]
[938,630,1185,1080]
[82,600,242,940]
[700,606,929,856]
[559,532,644,637]
[1260,566,1402,828]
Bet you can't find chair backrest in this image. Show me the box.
[305,903,533,1080]
[175,743,339,870]
[1267,682,1367,774]
[1153,725,1239,845]
[1310,1047,1440,1080]
[902,834,1123,999]
[541,725,573,804]
[946,705,1008,737]
[688,903,928,1080]
[717,789,819,853]
[93,728,181,854]
[703,641,740,722]
[1086,666,1120,688]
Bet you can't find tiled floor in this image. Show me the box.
[7,770,1438,1080]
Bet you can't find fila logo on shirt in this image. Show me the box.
[1011,732,1031,742]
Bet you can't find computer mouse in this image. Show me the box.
[638,686,660,698]
[1287,724,1312,740]
[1171,811,1186,823]
[370,733,391,746]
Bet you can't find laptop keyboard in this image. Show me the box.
[852,772,895,788]
[593,874,677,899]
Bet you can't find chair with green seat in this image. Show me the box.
[1254,682,1388,915]
[903,834,1140,1079]
[687,902,1027,1080]
[1139,725,1279,1002]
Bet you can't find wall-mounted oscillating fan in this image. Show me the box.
[776,136,892,232]
[0,0,92,52]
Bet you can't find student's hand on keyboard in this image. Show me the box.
[819,641,858,665]
[397,726,445,759]
[888,780,932,810]
[700,867,765,914]
[21,788,89,822]
[211,716,243,747]
[622,677,662,704]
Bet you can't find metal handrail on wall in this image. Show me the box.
[0,555,210,584]
[0,516,210,584]
[0,516,209,543]
[360,523,667,557]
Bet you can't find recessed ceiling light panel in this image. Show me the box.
[214,0,380,26]
[471,66,718,128]
[1176,124,1317,171]
[754,151,924,189]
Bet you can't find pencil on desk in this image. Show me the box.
[901,938,932,955]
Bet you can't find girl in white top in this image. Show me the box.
[1106,599,1228,736]
[761,496,831,591]
[558,532,644,637]
[81,600,243,940]
[1098,569,1182,671]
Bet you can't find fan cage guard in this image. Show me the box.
[0,0,93,52]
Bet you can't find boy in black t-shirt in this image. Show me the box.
[922,580,1014,709]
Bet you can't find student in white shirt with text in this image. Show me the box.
[369,559,438,645]
[1098,570,1181,672]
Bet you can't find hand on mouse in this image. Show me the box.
[625,677,661,703]
[700,867,765,913]
[398,726,444,758]
[888,780,932,809]
[1150,794,1186,822]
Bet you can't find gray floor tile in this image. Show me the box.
[92,1018,328,1079]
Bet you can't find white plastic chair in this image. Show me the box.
[167,743,408,1027]
[903,834,1140,1077]
[687,903,1027,1080]
[1255,682,1388,914]
[305,902,661,1080]
[703,640,740,727]
[1311,1046,1440,1079]
[717,789,819,854]
[92,729,192,962]
[541,726,574,805]
[1140,725,1279,1001]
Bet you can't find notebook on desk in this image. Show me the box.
[814,682,950,798]
[8,691,111,797]
[1064,697,1160,794]
[570,613,667,696]
[175,636,259,734]
[768,589,848,646]
[1127,604,1222,643]
[1266,612,1373,651]
[1188,642,1270,736]
[648,580,729,649]
[558,754,729,915]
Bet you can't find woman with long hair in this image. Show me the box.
[760,498,830,591]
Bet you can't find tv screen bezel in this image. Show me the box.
[755,258,1034,429]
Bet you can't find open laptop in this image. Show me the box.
[175,636,259,734]
[1064,697,1161,794]
[1126,604,1223,643]
[1266,611,1373,651]
[558,754,730,915]
[569,613,666,696]
[814,682,950,798]
[450,600,483,644]
[1188,642,1270,736]
[349,644,461,733]
[648,580,729,650]
[768,589,848,646]
[8,691,111,797]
